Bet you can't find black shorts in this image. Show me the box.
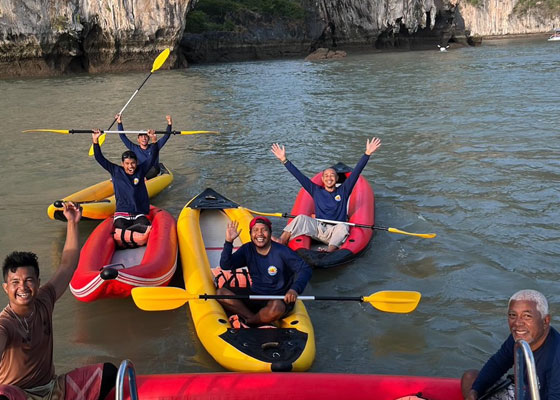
[229,286,295,316]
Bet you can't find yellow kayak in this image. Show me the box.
[178,188,316,372]
[47,164,173,221]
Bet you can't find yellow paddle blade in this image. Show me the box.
[88,133,106,156]
[22,129,71,134]
[178,130,219,135]
[131,286,195,311]
[241,207,284,218]
[387,227,436,239]
[363,291,421,313]
[151,48,170,73]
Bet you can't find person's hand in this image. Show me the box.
[365,137,381,156]
[225,221,241,243]
[465,389,478,400]
[92,129,102,143]
[284,289,298,303]
[147,129,157,144]
[166,115,172,125]
[271,143,286,162]
[115,114,122,124]
[62,202,82,224]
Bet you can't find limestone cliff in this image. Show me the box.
[0,0,192,77]
[457,0,560,37]
[180,0,465,63]
[1,0,559,78]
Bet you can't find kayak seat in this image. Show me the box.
[212,267,252,289]
[113,224,152,249]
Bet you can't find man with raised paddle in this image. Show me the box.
[461,289,560,400]
[92,128,159,246]
[117,113,172,179]
[0,202,117,400]
[218,216,312,328]
[271,137,381,252]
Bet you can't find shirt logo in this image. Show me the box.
[133,178,139,185]
[267,266,278,276]
[334,194,341,202]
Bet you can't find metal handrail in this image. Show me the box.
[514,340,540,400]
[116,359,139,400]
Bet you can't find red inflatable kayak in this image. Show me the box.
[287,162,374,268]
[70,206,178,302]
[115,372,461,400]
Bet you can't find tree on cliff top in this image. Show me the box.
[185,0,305,33]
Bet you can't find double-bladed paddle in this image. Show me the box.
[242,208,437,239]
[23,129,218,136]
[52,200,111,208]
[87,48,171,156]
[131,286,421,314]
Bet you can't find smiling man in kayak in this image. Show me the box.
[92,129,159,246]
[461,289,560,400]
[218,216,312,328]
[0,202,117,400]
[116,113,172,179]
[271,137,381,252]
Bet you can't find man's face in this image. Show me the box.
[3,266,39,310]
[321,168,338,190]
[251,223,271,248]
[137,134,149,148]
[121,158,137,175]
[508,300,550,350]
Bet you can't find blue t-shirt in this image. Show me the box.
[472,327,560,399]
[220,241,312,295]
[284,154,370,221]
[93,143,159,214]
[118,122,171,165]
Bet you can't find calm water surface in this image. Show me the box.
[0,37,559,377]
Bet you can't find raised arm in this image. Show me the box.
[271,143,315,194]
[343,137,382,192]
[92,130,115,172]
[156,114,172,149]
[117,114,135,150]
[220,221,246,270]
[48,202,82,300]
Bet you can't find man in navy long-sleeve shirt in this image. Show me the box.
[117,114,172,179]
[92,129,159,232]
[218,216,312,327]
[461,289,560,400]
[271,137,381,252]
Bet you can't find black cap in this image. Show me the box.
[121,151,137,161]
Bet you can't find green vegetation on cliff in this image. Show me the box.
[185,0,304,33]
[513,0,560,14]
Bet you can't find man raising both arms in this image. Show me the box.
[0,203,117,400]
[117,114,172,179]
[271,137,381,252]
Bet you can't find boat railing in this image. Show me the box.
[514,339,540,400]
[115,359,139,400]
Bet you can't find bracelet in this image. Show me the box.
[282,159,288,165]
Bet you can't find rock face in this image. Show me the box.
[457,1,560,37]
[0,0,192,77]
[180,0,465,63]
[1,0,559,77]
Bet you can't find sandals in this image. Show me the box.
[229,314,250,329]
[228,314,277,329]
